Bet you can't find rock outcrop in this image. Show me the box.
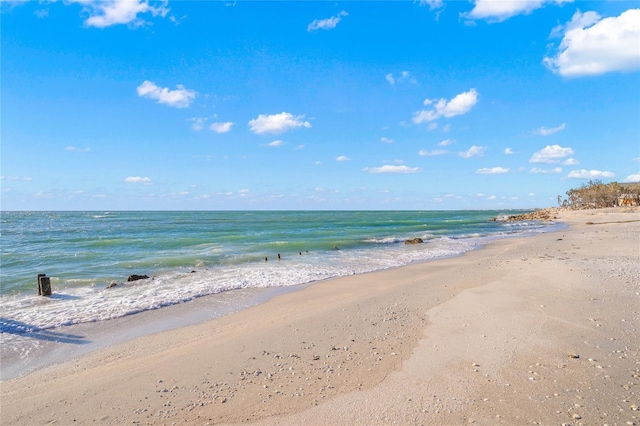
[404,237,424,245]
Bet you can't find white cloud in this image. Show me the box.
[307,10,348,32]
[419,0,444,10]
[65,146,90,152]
[533,123,566,136]
[125,176,152,185]
[136,81,196,108]
[544,9,640,77]
[476,167,510,174]
[530,167,563,174]
[463,0,571,23]
[295,144,305,150]
[385,71,413,86]
[563,158,579,165]
[364,165,420,174]
[633,157,640,162]
[381,137,394,144]
[530,144,574,163]
[267,140,283,147]
[529,192,536,197]
[189,117,207,131]
[413,89,479,124]
[69,0,169,28]
[625,173,640,182]
[210,121,234,133]
[458,145,486,159]
[487,195,497,200]
[567,169,615,179]
[248,112,311,134]
[418,149,448,156]
[438,138,455,147]
[504,148,514,155]
[336,156,351,162]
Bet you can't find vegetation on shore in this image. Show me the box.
[559,180,640,209]
[495,180,639,222]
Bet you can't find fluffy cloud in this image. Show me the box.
[625,173,640,182]
[137,81,196,108]
[248,112,311,134]
[124,176,152,184]
[544,9,640,77]
[210,122,234,133]
[533,123,566,136]
[476,167,510,174]
[364,165,420,174]
[567,169,615,179]
[504,148,514,155]
[563,158,579,165]
[380,137,394,144]
[69,0,169,28]
[413,89,479,124]
[530,144,574,163]
[464,0,571,22]
[458,145,486,159]
[267,140,283,147]
[336,156,351,162]
[419,0,444,10]
[530,167,563,174]
[307,10,348,31]
[418,149,448,157]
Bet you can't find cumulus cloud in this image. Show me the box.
[625,173,640,182]
[463,0,571,23]
[65,146,91,152]
[504,148,515,155]
[458,145,486,159]
[307,10,348,31]
[69,0,169,28]
[530,144,574,163]
[267,140,283,147]
[364,165,420,174]
[563,158,580,165]
[125,176,152,184]
[381,137,394,144]
[413,89,479,124]
[336,156,351,162]
[530,167,563,174]
[210,121,234,133]
[418,149,448,156]
[567,169,615,179]
[248,112,311,134]
[476,167,510,174]
[533,123,566,136]
[137,81,196,108]
[544,9,640,77]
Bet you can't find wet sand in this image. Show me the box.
[1,208,638,425]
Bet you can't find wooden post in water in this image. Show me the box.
[38,274,52,296]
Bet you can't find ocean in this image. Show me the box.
[0,210,556,378]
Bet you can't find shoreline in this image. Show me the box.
[1,207,638,425]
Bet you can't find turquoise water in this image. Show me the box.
[1,210,549,332]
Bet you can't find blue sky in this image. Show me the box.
[2,0,639,210]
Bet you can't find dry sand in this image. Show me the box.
[1,208,639,425]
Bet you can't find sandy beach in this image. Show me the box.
[1,208,638,425]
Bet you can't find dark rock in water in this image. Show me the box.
[404,238,424,245]
[127,274,149,282]
[106,282,118,289]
